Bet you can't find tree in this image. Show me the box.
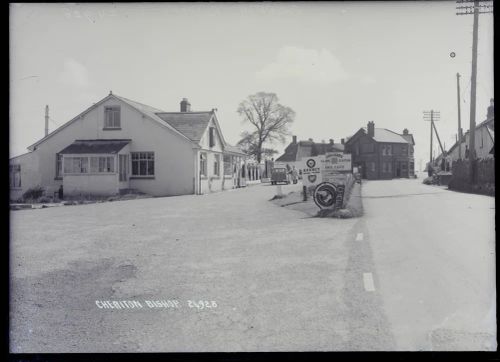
[236,92,295,163]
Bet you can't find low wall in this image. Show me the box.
[449,159,495,196]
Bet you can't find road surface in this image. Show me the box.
[10,178,496,351]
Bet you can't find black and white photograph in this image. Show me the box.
[8,1,495,354]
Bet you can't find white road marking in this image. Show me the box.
[363,273,376,292]
[355,232,364,241]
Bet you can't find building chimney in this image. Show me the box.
[292,135,297,144]
[329,139,334,145]
[367,121,375,137]
[308,138,313,142]
[45,105,49,137]
[403,128,409,135]
[180,98,191,112]
[341,138,345,145]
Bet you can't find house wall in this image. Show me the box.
[347,135,414,180]
[198,117,224,194]
[9,152,41,201]
[448,123,494,161]
[28,97,196,197]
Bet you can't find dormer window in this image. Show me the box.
[104,106,121,129]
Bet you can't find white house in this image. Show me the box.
[9,92,246,200]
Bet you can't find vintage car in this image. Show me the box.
[270,167,290,185]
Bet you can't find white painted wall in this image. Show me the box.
[64,174,118,196]
[198,117,225,194]
[26,96,196,197]
[448,124,494,161]
[9,152,41,201]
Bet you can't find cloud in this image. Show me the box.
[58,58,90,87]
[256,46,350,84]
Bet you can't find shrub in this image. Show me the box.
[22,186,45,202]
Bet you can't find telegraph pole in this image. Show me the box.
[423,110,440,166]
[456,73,462,159]
[45,105,49,137]
[456,0,493,182]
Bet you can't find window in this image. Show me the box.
[209,127,216,147]
[409,146,414,156]
[214,154,220,176]
[90,156,115,173]
[223,155,232,176]
[402,162,407,171]
[200,153,207,176]
[382,145,392,156]
[55,153,63,178]
[104,106,121,129]
[10,164,21,188]
[370,162,375,172]
[131,152,154,176]
[63,157,89,174]
[402,145,408,156]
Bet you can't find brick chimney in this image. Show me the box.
[341,138,345,145]
[292,135,297,144]
[403,128,409,135]
[367,121,375,137]
[308,138,313,142]
[180,98,191,112]
[329,139,334,145]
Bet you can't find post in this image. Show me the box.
[303,185,307,201]
[456,73,462,159]
[430,110,434,165]
[45,105,49,137]
[468,0,479,182]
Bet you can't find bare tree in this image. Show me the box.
[237,92,295,163]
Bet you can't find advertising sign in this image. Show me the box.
[301,157,323,187]
[324,152,352,172]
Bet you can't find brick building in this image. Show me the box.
[344,121,415,179]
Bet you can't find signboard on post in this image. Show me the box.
[324,152,352,172]
[300,157,323,187]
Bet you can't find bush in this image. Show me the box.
[22,186,45,202]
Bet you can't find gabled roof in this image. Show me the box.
[155,112,213,143]
[59,139,131,154]
[27,93,195,151]
[276,140,345,163]
[367,128,411,144]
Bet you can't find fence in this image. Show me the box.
[449,158,495,196]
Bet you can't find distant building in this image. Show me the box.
[275,135,346,169]
[344,121,415,179]
[445,99,494,162]
[9,93,246,201]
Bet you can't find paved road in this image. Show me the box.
[10,179,496,351]
[362,178,496,350]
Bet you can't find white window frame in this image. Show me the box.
[63,156,89,174]
[131,152,155,177]
[104,106,121,129]
[200,152,207,177]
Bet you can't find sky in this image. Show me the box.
[9,2,494,170]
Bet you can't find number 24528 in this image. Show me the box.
[187,300,217,309]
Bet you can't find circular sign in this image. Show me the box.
[313,182,337,209]
[306,158,316,168]
[450,52,456,58]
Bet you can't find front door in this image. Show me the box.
[396,161,401,177]
[119,155,128,182]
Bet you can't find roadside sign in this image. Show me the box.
[324,152,352,172]
[301,157,323,187]
[313,182,337,209]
